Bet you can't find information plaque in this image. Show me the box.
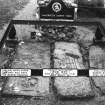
[39,0,75,20]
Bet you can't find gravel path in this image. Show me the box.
[0,0,37,41]
[14,0,37,20]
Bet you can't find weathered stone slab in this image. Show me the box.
[54,42,85,69]
[54,77,94,97]
[12,42,50,69]
[89,45,105,93]
[3,42,50,96]
[54,42,94,97]
[3,77,50,96]
[89,45,105,68]
[92,77,105,93]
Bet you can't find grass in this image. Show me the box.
[0,0,29,29]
